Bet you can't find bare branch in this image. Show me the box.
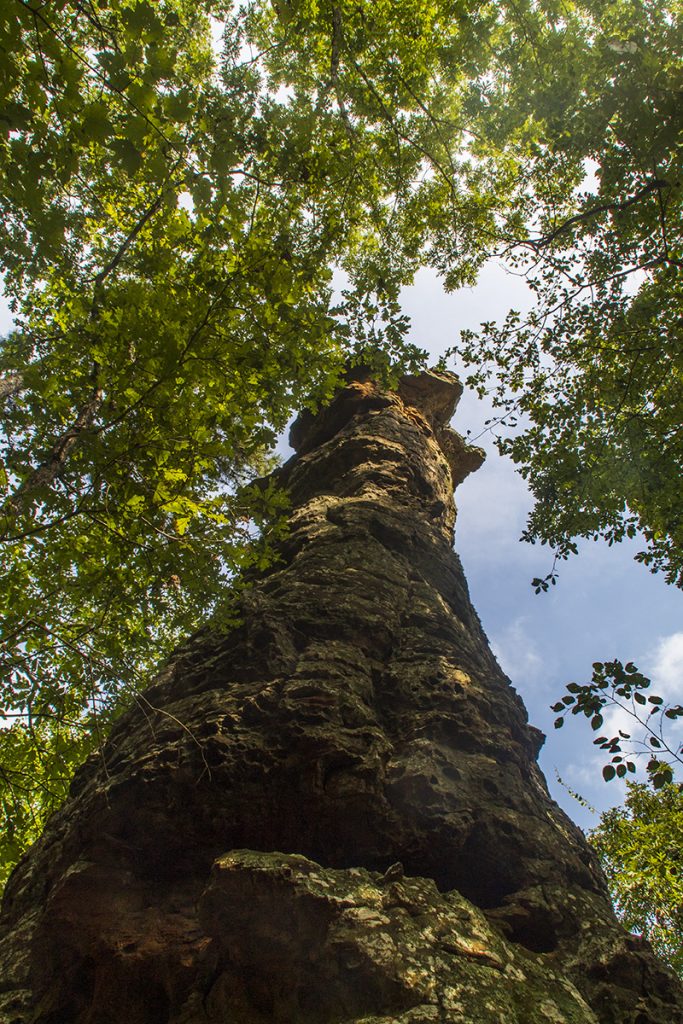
[0,373,24,404]
[4,382,104,516]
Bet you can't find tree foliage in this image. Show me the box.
[0,0,346,879]
[453,0,683,588]
[590,782,683,976]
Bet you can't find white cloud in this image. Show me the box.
[455,452,531,550]
[490,617,545,689]
[644,631,683,700]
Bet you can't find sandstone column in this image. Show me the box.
[1,370,681,1023]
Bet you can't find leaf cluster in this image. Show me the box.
[590,782,683,976]
[552,659,683,788]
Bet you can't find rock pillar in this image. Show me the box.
[1,371,682,1023]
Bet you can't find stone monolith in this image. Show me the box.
[1,371,682,1023]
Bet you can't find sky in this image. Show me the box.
[1,265,681,833]
[397,263,683,829]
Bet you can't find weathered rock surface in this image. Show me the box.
[1,371,682,1023]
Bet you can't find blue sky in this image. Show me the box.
[399,264,683,830]
[2,267,681,833]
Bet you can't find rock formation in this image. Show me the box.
[1,370,682,1023]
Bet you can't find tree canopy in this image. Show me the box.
[454,0,682,587]
[1,0,681,882]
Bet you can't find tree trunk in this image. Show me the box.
[1,370,681,1024]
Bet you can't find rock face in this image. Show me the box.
[1,371,682,1024]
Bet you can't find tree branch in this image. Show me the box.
[4,381,104,516]
[0,372,24,404]
[526,179,670,250]
[92,189,166,292]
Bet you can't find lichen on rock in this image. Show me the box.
[193,850,599,1024]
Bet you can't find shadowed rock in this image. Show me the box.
[1,370,681,1023]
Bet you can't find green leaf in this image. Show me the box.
[109,137,144,175]
[165,91,194,123]
[0,101,33,131]
[81,102,113,142]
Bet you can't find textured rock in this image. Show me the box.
[1,371,682,1023]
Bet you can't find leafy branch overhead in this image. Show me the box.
[552,660,683,789]
[449,0,682,588]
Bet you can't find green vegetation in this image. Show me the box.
[553,659,682,789]
[590,783,683,976]
[0,0,680,906]
[453,0,682,590]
